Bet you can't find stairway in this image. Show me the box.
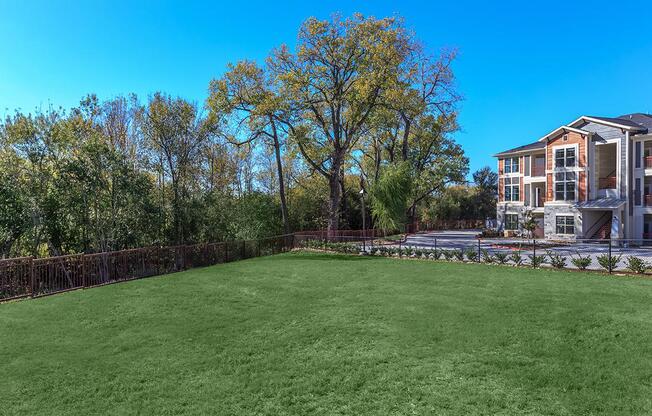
[591,220,611,240]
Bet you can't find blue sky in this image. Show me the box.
[1,0,651,173]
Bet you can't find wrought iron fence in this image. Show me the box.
[0,234,294,302]
[296,234,652,276]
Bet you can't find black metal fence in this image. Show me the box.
[0,234,294,302]
[296,234,652,276]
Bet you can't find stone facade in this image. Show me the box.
[496,203,527,233]
[543,204,582,240]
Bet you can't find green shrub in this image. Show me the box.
[453,249,465,261]
[547,251,567,269]
[597,253,621,272]
[570,252,592,270]
[625,256,649,274]
[481,248,495,263]
[441,250,455,261]
[465,249,478,262]
[528,254,546,268]
[509,251,523,266]
[494,252,509,264]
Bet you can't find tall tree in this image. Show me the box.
[207,60,291,234]
[269,14,409,234]
[139,93,210,244]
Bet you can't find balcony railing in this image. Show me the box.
[598,176,617,190]
[646,156,652,169]
[645,195,652,206]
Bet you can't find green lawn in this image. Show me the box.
[2,252,652,415]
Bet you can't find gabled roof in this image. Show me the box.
[569,115,647,131]
[493,140,545,157]
[536,125,589,142]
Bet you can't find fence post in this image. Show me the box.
[608,239,612,274]
[30,257,35,298]
[532,239,536,268]
[399,240,402,257]
[81,254,86,288]
[477,238,481,262]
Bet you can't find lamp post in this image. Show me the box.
[359,188,366,253]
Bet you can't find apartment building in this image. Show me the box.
[494,113,652,241]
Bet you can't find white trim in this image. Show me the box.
[554,213,576,235]
[552,143,579,170]
[537,125,589,142]
[568,115,645,132]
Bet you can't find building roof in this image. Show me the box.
[495,113,652,159]
[493,140,545,157]
[575,198,626,210]
[570,115,648,132]
[618,113,652,132]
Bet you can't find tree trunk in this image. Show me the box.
[401,114,411,161]
[270,120,290,234]
[327,157,343,237]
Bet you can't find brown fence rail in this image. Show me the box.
[0,234,295,302]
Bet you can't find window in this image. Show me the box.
[556,215,575,235]
[524,155,531,176]
[636,142,642,169]
[555,171,576,201]
[636,178,642,206]
[554,147,576,168]
[504,177,520,201]
[503,157,519,174]
[505,214,519,230]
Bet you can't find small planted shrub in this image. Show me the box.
[528,254,546,268]
[570,252,592,270]
[547,251,567,269]
[481,248,495,263]
[453,249,465,261]
[442,250,455,261]
[494,252,509,264]
[625,256,649,274]
[510,251,523,266]
[597,253,622,272]
[465,248,478,262]
[414,248,424,258]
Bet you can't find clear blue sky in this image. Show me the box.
[2,0,651,174]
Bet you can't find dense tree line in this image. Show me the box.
[0,14,495,258]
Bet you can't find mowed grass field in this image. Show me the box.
[2,252,652,415]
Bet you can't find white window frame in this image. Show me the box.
[554,171,577,202]
[554,145,577,169]
[555,214,575,235]
[503,157,520,174]
[552,144,579,202]
[503,177,520,202]
[504,213,519,230]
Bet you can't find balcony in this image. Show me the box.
[646,156,652,169]
[531,165,545,177]
[599,176,617,190]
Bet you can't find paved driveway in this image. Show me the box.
[396,230,652,272]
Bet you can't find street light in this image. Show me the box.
[359,188,366,253]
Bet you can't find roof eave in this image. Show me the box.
[537,125,590,142]
[569,115,646,132]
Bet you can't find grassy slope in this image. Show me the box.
[1,252,652,415]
